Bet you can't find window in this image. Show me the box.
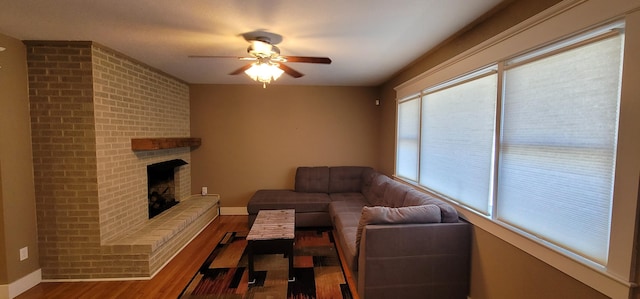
[396,96,420,181]
[396,24,624,266]
[498,33,623,264]
[418,69,497,215]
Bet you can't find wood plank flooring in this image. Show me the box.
[16,215,248,299]
[16,215,360,299]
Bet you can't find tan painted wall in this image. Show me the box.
[0,161,5,285]
[0,33,40,284]
[471,226,608,299]
[190,84,380,208]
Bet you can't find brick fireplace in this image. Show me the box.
[26,41,214,279]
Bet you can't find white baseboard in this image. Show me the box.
[220,207,248,215]
[0,268,41,299]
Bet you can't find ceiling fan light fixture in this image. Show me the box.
[244,62,284,88]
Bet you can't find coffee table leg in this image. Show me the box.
[288,240,295,282]
[248,241,255,284]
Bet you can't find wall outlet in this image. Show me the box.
[201,187,208,196]
[19,247,28,261]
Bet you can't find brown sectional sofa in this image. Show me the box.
[247,166,471,299]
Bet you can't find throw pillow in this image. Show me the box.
[356,204,441,250]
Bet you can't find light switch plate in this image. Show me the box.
[19,247,28,261]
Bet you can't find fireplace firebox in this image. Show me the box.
[147,159,187,218]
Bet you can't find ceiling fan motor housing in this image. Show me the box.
[247,38,280,58]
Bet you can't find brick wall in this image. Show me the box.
[26,41,192,279]
[91,45,190,242]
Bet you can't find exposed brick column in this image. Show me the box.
[25,41,101,279]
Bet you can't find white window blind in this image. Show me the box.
[396,97,420,181]
[419,73,497,215]
[497,34,623,264]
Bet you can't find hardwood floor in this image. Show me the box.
[16,215,249,299]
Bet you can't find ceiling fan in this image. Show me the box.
[189,31,331,87]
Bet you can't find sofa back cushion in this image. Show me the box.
[362,173,392,206]
[328,166,373,193]
[403,189,459,223]
[295,166,330,193]
[381,182,413,207]
[359,167,378,194]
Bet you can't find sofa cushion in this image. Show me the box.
[335,226,359,271]
[328,199,367,223]
[403,189,459,223]
[334,211,361,229]
[380,181,412,207]
[329,199,366,216]
[329,192,368,203]
[362,173,392,206]
[295,166,330,193]
[356,205,441,250]
[329,166,372,193]
[247,190,331,214]
[359,167,378,193]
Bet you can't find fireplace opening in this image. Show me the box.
[147,159,187,218]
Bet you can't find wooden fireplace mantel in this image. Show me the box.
[131,137,201,151]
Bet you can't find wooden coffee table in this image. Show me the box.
[246,209,295,284]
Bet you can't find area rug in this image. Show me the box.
[178,229,353,299]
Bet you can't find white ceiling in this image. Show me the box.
[0,0,503,86]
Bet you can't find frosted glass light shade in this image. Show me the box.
[244,62,284,85]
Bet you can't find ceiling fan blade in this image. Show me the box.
[283,56,332,64]
[188,55,244,59]
[189,55,257,63]
[279,63,304,78]
[229,64,252,75]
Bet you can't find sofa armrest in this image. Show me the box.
[358,221,471,299]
